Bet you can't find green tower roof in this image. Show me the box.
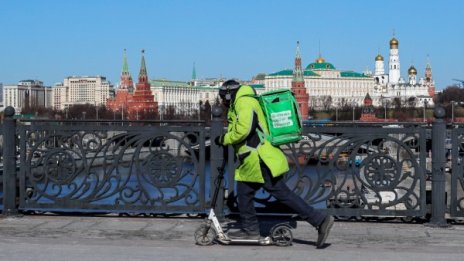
[122,49,129,73]
[139,49,147,78]
[192,62,197,80]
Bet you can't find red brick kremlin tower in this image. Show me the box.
[360,93,381,122]
[127,50,158,119]
[107,49,134,113]
[119,49,134,93]
[291,41,309,119]
[425,58,435,97]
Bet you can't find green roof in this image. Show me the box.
[268,69,293,76]
[305,62,336,70]
[340,71,369,78]
[304,70,320,76]
[250,84,265,89]
[268,69,320,77]
[150,79,190,87]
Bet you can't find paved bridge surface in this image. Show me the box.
[0,215,463,261]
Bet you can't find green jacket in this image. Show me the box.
[222,85,289,183]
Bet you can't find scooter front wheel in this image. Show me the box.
[194,224,217,246]
[270,224,293,247]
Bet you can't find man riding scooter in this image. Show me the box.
[215,80,334,248]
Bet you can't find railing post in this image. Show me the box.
[210,105,225,218]
[2,106,18,216]
[428,105,449,227]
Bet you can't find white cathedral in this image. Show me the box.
[372,36,435,108]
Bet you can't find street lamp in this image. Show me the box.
[452,101,455,122]
[384,103,387,121]
[423,100,429,123]
[95,103,99,120]
[352,102,356,122]
[160,105,163,121]
[82,111,86,120]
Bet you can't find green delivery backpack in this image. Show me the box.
[256,89,303,146]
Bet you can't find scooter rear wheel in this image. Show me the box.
[270,225,293,247]
[194,224,216,246]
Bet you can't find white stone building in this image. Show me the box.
[148,77,265,117]
[265,56,373,109]
[372,37,435,108]
[52,76,113,110]
[150,78,222,117]
[3,80,52,114]
[264,37,434,110]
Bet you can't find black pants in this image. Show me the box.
[237,162,326,232]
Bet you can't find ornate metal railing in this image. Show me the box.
[0,105,456,225]
[223,124,427,219]
[17,121,207,214]
[451,126,464,218]
[0,124,3,212]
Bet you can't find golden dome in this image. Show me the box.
[375,54,384,61]
[390,37,399,48]
[315,56,325,63]
[408,65,417,75]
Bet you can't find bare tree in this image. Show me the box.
[407,97,416,108]
[322,95,333,111]
[392,97,402,109]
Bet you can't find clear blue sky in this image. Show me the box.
[1,0,463,90]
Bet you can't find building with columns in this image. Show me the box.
[3,80,52,114]
[52,76,113,110]
[264,37,435,111]
[265,43,372,110]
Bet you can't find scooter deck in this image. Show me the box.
[217,236,272,245]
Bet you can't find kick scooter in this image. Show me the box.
[194,160,296,246]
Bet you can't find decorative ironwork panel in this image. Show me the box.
[18,123,206,214]
[451,127,464,217]
[225,125,427,218]
[0,124,3,212]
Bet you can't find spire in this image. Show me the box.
[364,92,372,102]
[138,49,148,82]
[119,49,134,91]
[192,62,197,80]
[426,54,431,69]
[293,41,304,82]
[122,49,129,74]
[291,41,309,119]
[424,55,435,97]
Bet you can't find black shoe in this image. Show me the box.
[316,215,334,248]
[227,229,260,239]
